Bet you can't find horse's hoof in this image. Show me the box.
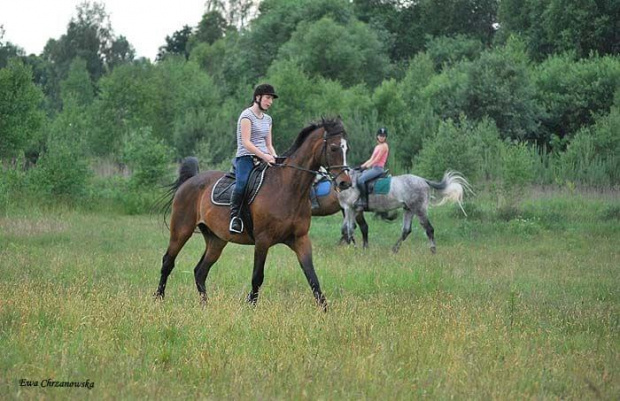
[247,292,258,306]
[430,246,436,254]
[392,246,400,254]
[153,291,164,301]
[317,296,328,312]
[199,293,207,307]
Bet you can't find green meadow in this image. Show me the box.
[1,190,618,400]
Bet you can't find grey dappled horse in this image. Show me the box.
[339,170,471,253]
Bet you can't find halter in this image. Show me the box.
[273,126,350,188]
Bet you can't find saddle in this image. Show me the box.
[358,170,391,211]
[313,178,332,198]
[211,162,269,236]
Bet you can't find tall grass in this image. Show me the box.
[1,190,618,399]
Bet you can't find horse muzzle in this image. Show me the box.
[337,180,352,191]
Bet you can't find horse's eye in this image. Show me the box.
[330,144,340,152]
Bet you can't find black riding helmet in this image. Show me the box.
[252,83,278,110]
[377,127,388,137]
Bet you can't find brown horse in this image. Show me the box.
[155,118,351,309]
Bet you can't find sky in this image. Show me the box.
[0,0,210,60]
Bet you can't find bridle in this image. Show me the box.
[273,125,350,189]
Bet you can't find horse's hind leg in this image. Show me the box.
[154,224,195,300]
[392,209,414,254]
[417,211,436,254]
[194,232,227,305]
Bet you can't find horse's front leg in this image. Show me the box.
[247,243,270,305]
[355,211,369,249]
[342,206,357,246]
[288,235,327,311]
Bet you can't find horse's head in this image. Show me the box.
[319,118,351,191]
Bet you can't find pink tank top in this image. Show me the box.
[371,144,389,168]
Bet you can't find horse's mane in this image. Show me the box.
[280,117,346,157]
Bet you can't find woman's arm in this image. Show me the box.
[266,126,277,157]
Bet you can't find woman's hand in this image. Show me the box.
[263,153,276,165]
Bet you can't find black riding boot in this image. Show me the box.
[229,191,244,234]
[354,184,368,211]
[310,187,320,211]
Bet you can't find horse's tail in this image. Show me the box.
[161,157,200,224]
[424,171,473,216]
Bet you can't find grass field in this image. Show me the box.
[1,190,618,400]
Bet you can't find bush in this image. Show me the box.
[27,139,91,199]
[553,106,620,186]
[415,116,495,181]
[123,127,173,188]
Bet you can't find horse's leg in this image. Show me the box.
[247,243,270,305]
[392,208,414,254]
[288,235,327,311]
[194,234,227,305]
[417,211,436,254]
[338,209,350,245]
[342,206,357,246]
[355,211,369,249]
[155,225,195,299]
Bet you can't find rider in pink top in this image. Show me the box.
[356,127,390,210]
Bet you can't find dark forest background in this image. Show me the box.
[1,0,618,213]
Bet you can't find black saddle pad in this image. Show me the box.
[211,163,269,206]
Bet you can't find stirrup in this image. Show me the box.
[229,216,244,234]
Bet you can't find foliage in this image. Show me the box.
[1,0,619,201]
[534,53,620,143]
[497,0,620,60]
[415,117,483,180]
[424,37,540,141]
[553,106,620,186]
[425,34,485,70]
[28,138,91,198]
[122,127,173,188]
[278,16,390,88]
[157,25,193,61]
[0,59,44,159]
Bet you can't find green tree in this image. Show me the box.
[497,0,620,60]
[41,1,135,110]
[425,35,485,70]
[157,25,193,61]
[423,37,540,142]
[122,127,173,187]
[278,16,390,88]
[193,11,229,45]
[0,59,44,159]
[60,58,95,107]
[534,53,620,144]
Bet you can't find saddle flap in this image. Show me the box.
[211,163,269,206]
